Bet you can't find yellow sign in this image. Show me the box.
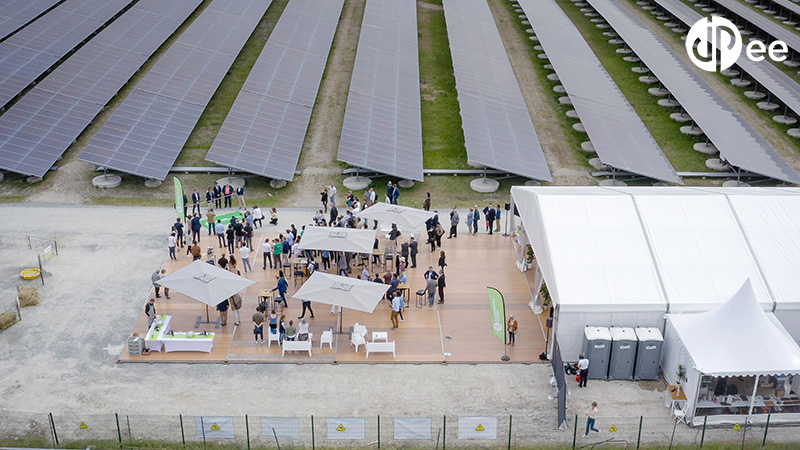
[733,423,742,431]
[211,423,220,431]
[475,424,485,432]
[79,422,88,430]
[337,424,346,432]
[609,425,618,432]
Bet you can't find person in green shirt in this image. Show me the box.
[273,238,282,267]
[284,320,297,341]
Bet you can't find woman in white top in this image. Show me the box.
[239,246,252,274]
[252,206,263,228]
[297,318,310,341]
[262,240,273,269]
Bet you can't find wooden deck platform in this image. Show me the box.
[120,228,546,364]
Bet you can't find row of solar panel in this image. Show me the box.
[0,0,204,178]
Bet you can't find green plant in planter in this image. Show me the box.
[525,244,534,264]
[540,282,551,307]
[676,364,688,391]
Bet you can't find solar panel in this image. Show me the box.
[336,0,423,181]
[653,0,800,123]
[206,0,345,181]
[79,0,273,181]
[0,0,62,40]
[0,0,133,108]
[767,0,800,18]
[0,0,202,178]
[707,0,800,54]
[517,0,681,184]
[586,0,800,185]
[442,0,552,181]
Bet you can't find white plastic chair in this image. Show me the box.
[353,322,368,338]
[320,330,333,349]
[351,332,366,352]
[372,331,388,342]
[267,331,281,347]
[672,402,687,424]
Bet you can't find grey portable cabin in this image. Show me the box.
[608,327,637,381]
[634,327,663,381]
[583,326,611,379]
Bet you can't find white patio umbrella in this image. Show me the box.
[156,260,255,325]
[355,202,434,229]
[298,226,376,253]
[292,272,389,334]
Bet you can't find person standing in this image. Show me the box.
[190,241,201,260]
[584,402,600,437]
[160,269,171,298]
[329,183,337,206]
[320,188,329,213]
[243,221,254,249]
[205,187,214,209]
[222,183,233,208]
[213,182,222,209]
[168,232,177,260]
[226,224,235,254]
[495,204,503,233]
[409,237,418,268]
[253,307,264,344]
[392,184,400,204]
[466,208,474,235]
[215,220,225,248]
[486,205,496,235]
[448,207,459,239]
[423,192,431,211]
[472,206,480,235]
[239,245,252,274]
[273,238,283,267]
[262,239,273,270]
[272,271,289,308]
[174,218,185,248]
[389,223,401,253]
[298,298,315,320]
[216,298,229,326]
[229,293,243,326]
[236,185,246,209]
[437,250,447,272]
[425,271,438,307]
[145,298,157,327]
[507,315,518,346]
[217,253,228,270]
[578,354,590,388]
[390,292,403,329]
[337,252,349,277]
[437,269,446,304]
[190,214,202,242]
[191,189,201,215]
[206,209,216,235]
[152,269,163,298]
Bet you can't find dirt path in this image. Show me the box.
[487,0,594,186]
[618,0,800,171]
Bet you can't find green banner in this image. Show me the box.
[487,287,506,343]
[173,177,184,218]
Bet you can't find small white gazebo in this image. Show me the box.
[297,226,376,254]
[355,202,434,229]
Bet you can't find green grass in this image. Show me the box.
[556,0,708,173]
[418,3,470,170]
[176,0,290,165]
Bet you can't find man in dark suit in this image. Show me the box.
[191,189,201,215]
[213,183,222,209]
[409,237,418,268]
[485,204,496,235]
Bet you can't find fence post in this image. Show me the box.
[741,419,748,450]
[636,416,642,450]
[377,415,381,449]
[507,415,512,450]
[38,254,44,285]
[200,416,207,450]
[246,415,251,450]
[115,413,122,448]
[700,415,707,447]
[126,415,133,450]
[311,415,315,450]
[49,412,59,447]
[572,414,577,450]
[443,415,447,450]
[179,414,186,449]
[762,413,771,448]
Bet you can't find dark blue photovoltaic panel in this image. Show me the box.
[336,0,423,181]
[0,0,202,178]
[206,0,344,181]
[442,0,551,181]
[80,0,273,180]
[0,0,62,40]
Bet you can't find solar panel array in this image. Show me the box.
[0,0,133,109]
[586,0,800,185]
[653,0,800,119]
[0,0,63,40]
[767,0,800,17]
[80,0,274,181]
[205,0,345,181]
[517,0,681,184]
[442,0,551,181]
[707,0,800,54]
[0,0,202,178]
[336,0,423,181]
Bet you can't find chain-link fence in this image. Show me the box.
[1,411,798,449]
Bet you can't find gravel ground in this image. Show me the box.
[2,203,797,448]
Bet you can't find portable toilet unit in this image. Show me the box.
[608,327,637,381]
[634,327,663,381]
[583,326,611,379]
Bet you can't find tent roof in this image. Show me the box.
[155,260,255,307]
[298,226,376,254]
[667,279,800,377]
[291,272,389,313]
[355,202,434,229]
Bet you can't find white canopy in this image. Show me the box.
[298,226,376,254]
[291,272,389,313]
[155,260,255,307]
[665,279,800,377]
[355,202,434,229]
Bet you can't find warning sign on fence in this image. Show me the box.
[458,417,497,439]
[79,422,88,430]
[609,425,618,432]
[733,423,742,431]
[326,418,365,439]
[195,416,234,439]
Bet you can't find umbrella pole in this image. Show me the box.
[206,304,210,323]
[339,307,343,334]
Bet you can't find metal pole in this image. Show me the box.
[636,416,642,450]
[572,414,577,450]
[507,415,512,450]
[201,417,207,450]
[377,415,381,449]
[38,254,44,286]
[741,418,748,450]
[443,415,446,450]
[246,415,251,450]
[700,415,707,447]
[115,414,122,448]
[669,416,678,450]
[272,427,281,450]
[762,413,771,448]
[49,412,59,447]
[311,415,315,450]
[179,414,186,449]
[126,415,133,450]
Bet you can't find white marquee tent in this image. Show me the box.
[510,186,800,359]
[661,279,800,424]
